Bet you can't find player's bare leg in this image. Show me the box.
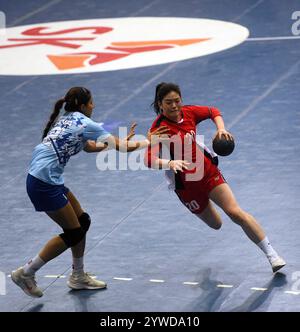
[208,183,286,272]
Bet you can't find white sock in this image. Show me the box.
[256,237,279,262]
[72,256,84,273]
[23,255,45,276]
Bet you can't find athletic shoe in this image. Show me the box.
[67,271,107,290]
[11,267,43,298]
[270,257,286,273]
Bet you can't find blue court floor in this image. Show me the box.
[0,0,299,312]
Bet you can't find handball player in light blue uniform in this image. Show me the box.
[11,86,167,297]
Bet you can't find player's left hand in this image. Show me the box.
[126,122,137,141]
[214,129,234,141]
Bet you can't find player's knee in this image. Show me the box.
[198,215,222,230]
[59,227,85,248]
[78,212,91,233]
[225,206,244,224]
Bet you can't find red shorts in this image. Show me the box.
[175,166,226,214]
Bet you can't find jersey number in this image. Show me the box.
[185,200,200,212]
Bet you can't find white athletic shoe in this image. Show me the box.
[11,267,43,298]
[270,257,286,273]
[67,271,107,290]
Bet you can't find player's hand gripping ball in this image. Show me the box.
[212,132,235,156]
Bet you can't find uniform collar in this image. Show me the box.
[160,110,184,124]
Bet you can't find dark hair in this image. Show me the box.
[151,82,181,114]
[42,87,92,139]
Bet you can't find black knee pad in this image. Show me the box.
[59,227,85,248]
[79,212,91,233]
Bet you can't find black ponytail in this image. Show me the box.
[151,82,181,115]
[42,98,64,139]
[41,87,92,140]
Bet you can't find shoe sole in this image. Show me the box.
[67,281,107,290]
[11,271,43,298]
[272,263,286,273]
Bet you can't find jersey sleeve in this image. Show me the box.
[144,142,161,168]
[186,105,221,124]
[82,120,111,142]
[144,120,162,168]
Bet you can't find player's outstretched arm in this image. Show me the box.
[84,123,169,153]
[109,124,169,152]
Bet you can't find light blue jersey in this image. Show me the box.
[29,111,111,185]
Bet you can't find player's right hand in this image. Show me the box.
[147,126,169,145]
[169,160,190,173]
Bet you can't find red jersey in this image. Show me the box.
[145,105,221,189]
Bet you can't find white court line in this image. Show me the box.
[113,277,133,281]
[247,36,300,41]
[232,0,265,22]
[227,58,300,129]
[284,291,300,295]
[3,76,38,98]
[44,275,66,278]
[129,0,160,17]
[86,182,165,251]
[100,62,178,121]
[8,0,62,27]
[183,281,199,286]
[0,172,26,191]
[251,287,268,291]
[14,273,300,297]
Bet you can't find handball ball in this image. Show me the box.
[212,135,235,156]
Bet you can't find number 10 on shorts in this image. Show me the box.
[185,200,200,212]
